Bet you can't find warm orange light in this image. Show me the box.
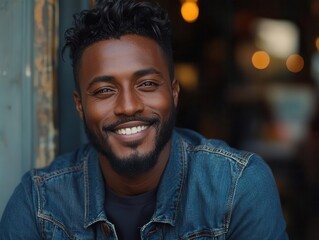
[175,63,198,91]
[251,51,270,69]
[316,37,319,51]
[181,1,199,23]
[286,54,304,73]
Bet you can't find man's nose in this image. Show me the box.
[114,88,144,116]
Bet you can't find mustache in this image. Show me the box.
[102,115,160,132]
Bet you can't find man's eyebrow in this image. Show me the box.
[86,68,162,90]
[87,75,114,90]
[134,68,161,78]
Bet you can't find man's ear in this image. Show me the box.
[172,78,180,108]
[73,91,84,120]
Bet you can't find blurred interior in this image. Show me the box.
[165,1,319,238]
[0,0,319,239]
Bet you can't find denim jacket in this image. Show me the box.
[0,128,288,239]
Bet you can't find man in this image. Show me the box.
[0,0,289,239]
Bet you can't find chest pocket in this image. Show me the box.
[179,230,226,240]
[41,218,107,240]
[181,236,225,240]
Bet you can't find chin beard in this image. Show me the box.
[83,108,176,177]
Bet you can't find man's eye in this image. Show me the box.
[142,81,155,86]
[94,87,114,95]
[139,81,158,88]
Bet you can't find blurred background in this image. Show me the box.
[0,0,319,238]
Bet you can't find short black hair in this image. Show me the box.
[63,0,174,91]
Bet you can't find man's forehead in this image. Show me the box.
[82,36,156,61]
[77,35,170,84]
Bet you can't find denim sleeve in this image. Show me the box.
[0,172,41,239]
[226,155,289,240]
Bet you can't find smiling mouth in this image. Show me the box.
[114,125,149,135]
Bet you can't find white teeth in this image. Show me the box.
[115,126,147,135]
[131,127,137,134]
[126,128,132,134]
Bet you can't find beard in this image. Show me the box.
[83,108,176,177]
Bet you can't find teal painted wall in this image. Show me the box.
[0,0,34,216]
[0,0,90,218]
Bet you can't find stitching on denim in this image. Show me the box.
[187,145,254,166]
[181,228,226,239]
[151,137,188,225]
[83,156,90,228]
[37,213,74,239]
[223,162,246,232]
[32,171,45,238]
[33,165,83,183]
[185,144,255,233]
[33,168,81,239]
[173,137,187,223]
[80,147,107,227]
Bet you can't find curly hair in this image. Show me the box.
[63,0,174,90]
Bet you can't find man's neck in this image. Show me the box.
[99,141,171,196]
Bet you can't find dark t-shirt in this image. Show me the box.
[105,187,156,240]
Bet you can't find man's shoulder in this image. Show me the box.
[30,144,94,178]
[174,128,258,166]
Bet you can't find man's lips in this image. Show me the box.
[103,117,158,134]
[101,117,159,146]
[108,121,153,144]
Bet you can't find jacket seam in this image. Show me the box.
[32,165,84,182]
[32,173,45,238]
[83,156,90,228]
[186,145,254,166]
[224,162,246,233]
[32,164,84,237]
[181,228,226,239]
[184,141,255,234]
[173,137,187,223]
[37,212,74,239]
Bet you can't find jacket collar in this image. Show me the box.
[82,130,188,227]
[82,146,108,228]
[152,130,188,226]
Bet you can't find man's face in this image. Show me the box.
[74,35,179,176]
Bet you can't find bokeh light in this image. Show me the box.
[175,63,198,91]
[315,37,319,51]
[286,54,304,73]
[181,1,199,23]
[254,18,299,59]
[251,51,270,69]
